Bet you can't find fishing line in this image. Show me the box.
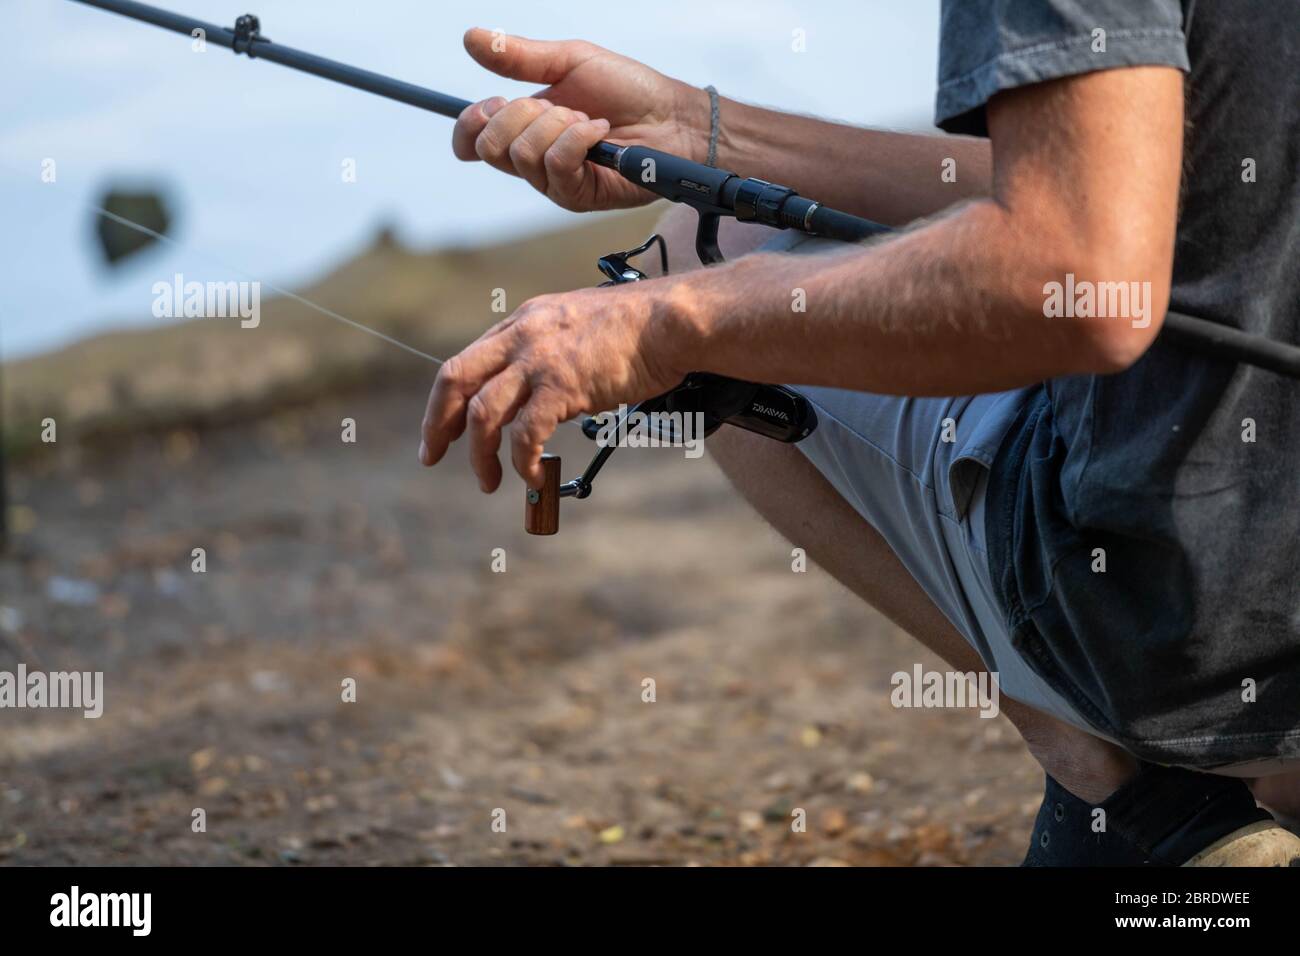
[38,189,589,435]
[91,205,448,368]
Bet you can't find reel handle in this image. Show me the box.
[524,454,562,535]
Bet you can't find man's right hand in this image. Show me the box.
[451,28,709,212]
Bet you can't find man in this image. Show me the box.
[420,0,1300,865]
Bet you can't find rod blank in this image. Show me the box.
[73,0,473,117]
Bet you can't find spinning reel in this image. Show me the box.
[524,227,819,534]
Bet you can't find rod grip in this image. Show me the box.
[524,454,561,535]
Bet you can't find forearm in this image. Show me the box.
[700,94,992,226]
[668,200,1150,396]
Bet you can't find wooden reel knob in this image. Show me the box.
[524,454,561,535]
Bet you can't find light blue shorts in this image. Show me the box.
[765,231,1097,733]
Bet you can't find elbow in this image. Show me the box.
[1081,303,1164,374]
[1034,245,1172,375]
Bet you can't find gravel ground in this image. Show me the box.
[0,383,1043,866]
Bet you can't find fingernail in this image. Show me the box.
[535,98,553,109]
[575,111,590,122]
[482,98,506,117]
[418,440,429,465]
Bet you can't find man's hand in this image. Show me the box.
[418,281,692,491]
[451,28,709,211]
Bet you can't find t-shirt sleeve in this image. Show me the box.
[935,0,1191,137]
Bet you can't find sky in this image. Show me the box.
[0,0,940,359]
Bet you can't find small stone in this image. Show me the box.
[821,808,849,837]
[847,772,875,794]
[763,771,791,791]
[197,776,228,796]
[438,766,465,789]
[508,786,555,806]
[762,800,791,823]
[304,794,339,814]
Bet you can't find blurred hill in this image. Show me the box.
[3,206,663,458]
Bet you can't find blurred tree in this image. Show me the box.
[95,188,171,264]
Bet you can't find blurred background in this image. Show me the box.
[0,0,1041,866]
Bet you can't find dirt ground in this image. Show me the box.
[0,382,1044,866]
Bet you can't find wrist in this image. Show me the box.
[670,80,715,166]
[655,253,789,380]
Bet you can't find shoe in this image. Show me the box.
[1022,762,1297,866]
[1183,819,1300,866]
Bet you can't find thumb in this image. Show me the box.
[463,28,596,85]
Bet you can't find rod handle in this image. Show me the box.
[524,454,561,535]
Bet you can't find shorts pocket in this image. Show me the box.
[944,388,1036,521]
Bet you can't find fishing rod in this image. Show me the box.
[65,0,1300,536]
[70,0,884,251]
[69,0,871,534]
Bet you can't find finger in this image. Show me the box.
[419,337,514,466]
[419,363,469,467]
[463,28,597,85]
[509,106,587,193]
[452,97,507,162]
[544,118,612,207]
[466,367,530,493]
[475,97,552,175]
[511,391,565,488]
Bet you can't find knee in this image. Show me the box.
[704,424,752,482]
[706,425,809,511]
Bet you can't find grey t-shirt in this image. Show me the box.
[936,0,1300,766]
